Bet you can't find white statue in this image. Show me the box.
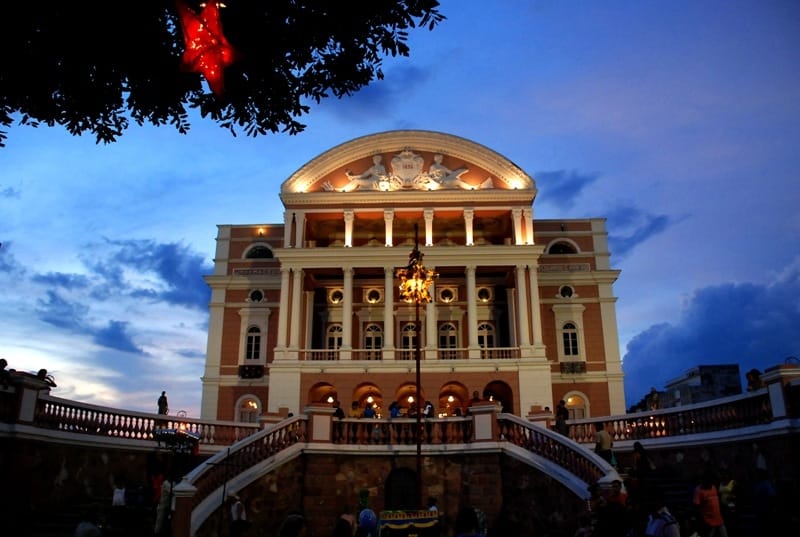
[322,155,387,192]
[428,154,472,189]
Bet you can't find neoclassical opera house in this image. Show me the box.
[200,130,625,423]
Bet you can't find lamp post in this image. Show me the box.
[396,223,437,509]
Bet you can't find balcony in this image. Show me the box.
[238,364,265,379]
[560,361,586,374]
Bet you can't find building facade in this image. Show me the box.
[200,130,626,422]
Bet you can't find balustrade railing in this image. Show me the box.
[481,347,519,360]
[187,416,307,511]
[498,414,606,484]
[296,347,521,362]
[567,389,773,443]
[332,417,473,445]
[30,394,260,446]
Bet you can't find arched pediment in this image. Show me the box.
[280,130,536,197]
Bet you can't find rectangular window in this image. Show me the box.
[563,332,578,356]
[246,335,261,360]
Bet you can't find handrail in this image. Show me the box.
[178,412,613,534]
[30,393,260,446]
[565,388,773,444]
[184,415,307,508]
[497,414,611,486]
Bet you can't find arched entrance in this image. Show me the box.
[484,380,514,413]
[384,467,418,511]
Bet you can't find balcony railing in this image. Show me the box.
[238,364,265,379]
[560,361,587,374]
[565,388,773,444]
[298,347,520,361]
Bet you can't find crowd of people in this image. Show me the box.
[578,441,779,537]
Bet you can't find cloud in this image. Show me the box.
[606,204,677,258]
[1,186,21,199]
[318,64,431,122]
[32,271,91,290]
[104,239,212,310]
[0,242,26,275]
[535,170,599,211]
[35,290,89,331]
[25,238,212,356]
[622,259,800,405]
[93,320,144,354]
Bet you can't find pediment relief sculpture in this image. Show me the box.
[321,149,494,192]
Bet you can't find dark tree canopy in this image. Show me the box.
[0,1,444,147]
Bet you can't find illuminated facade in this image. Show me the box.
[200,130,625,422]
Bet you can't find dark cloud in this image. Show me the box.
[104,239,212,310]
[535,170,599,211]
[32,271,91,290]
[0,241,26,275]
[36,290,89,330]
[321,64,430,121]
[622,264,800,404]
[606,204,676,258]
[27,239,211,355]
[1,186,21,199]
[93,320,144,354]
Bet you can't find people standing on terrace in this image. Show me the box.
[157,391,169,415]
[594,422,614,464]
[555,400,570,436]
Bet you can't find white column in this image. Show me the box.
[283,212,293,248]
[523,208,534,245]
[344,210,354,247]
[512,208,523,245]
[384,209,394,247]
[426,279,436,353]
[383,267,395,349]
[293,210,305,248]
[276,267,291,348]
[466,266,479,349]
[527,263,544,347]
[289,268,304,348]
[464,209,474,246]
[342,267,354,349]
[515,265,531,346]
[424,209,434,246]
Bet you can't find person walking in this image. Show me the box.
[555,399,570,436]
[230,494,250,537]
[693,470,729,537]
[157,391,169,415]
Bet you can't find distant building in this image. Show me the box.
[199,130,627,422]
[660,364,742,407]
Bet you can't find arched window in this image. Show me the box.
[565,393,587,419]
[478,322,495,359]
[327,324,343,350]
[477,322,495,348]
[245,245,273,259]
[548,241,577,254]
[400,323,417,360]
[237,397,261,423]
[246,326,261,360]
[439,322,458,360]
[563,322,579,356]
[364,323,383,360]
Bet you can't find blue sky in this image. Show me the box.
[1,1,799,416]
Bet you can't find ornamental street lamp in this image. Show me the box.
[396,223,437,509]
